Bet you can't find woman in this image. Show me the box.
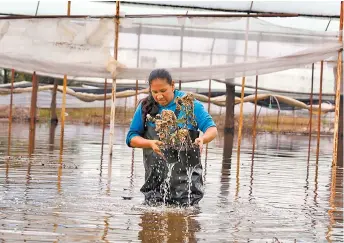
[126,69,217,206]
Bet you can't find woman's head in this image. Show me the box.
[148,69,175,106]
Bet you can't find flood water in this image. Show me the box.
[0,122,342,242]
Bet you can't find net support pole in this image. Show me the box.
[208,38,215,113]
[135,25,141,108]
[101,78,108,152]
[333,1,343,167]
[252,37,261,158]
[109,0,120,156]
[237,16,250,164]
[29,72,38,156]
[58,1,71,194]
[316,61,324,160]
[59,1,70,147]
[307,63,315,162]
[7,69,15,155]
[50,78,58,124]
[178,25,184,90]
[8,69,14,125]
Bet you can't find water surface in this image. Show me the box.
[0,122,342,242]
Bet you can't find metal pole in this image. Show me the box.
[109,1,120,156]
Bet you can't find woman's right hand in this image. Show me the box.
[149,140,164,156]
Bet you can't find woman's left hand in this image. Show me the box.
[194,137,204,153]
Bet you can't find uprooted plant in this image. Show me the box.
[146,93,198,150]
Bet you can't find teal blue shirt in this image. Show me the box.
[126,90,216,147]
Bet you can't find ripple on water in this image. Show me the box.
[0,122,342,242]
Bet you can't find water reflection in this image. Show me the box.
[0,122,342,242]
[138,210,201,243]
[49,123,58,152]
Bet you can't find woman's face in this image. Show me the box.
[150,78,175,106]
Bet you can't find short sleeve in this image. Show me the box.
[193,100,216,133]
[126,103,145,147]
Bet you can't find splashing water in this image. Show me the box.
[186,166,195,207]
[163,162,176,204]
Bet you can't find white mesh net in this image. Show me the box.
[0,16,341,83]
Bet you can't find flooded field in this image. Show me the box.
[0,122,342,242]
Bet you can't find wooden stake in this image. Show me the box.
[332,1,343,167]
[7,69,15,155]
[50,78,58,123]
[316,61,324,159]
[8,69,14,123]
[29,72,38,156]
[109,1,120,156]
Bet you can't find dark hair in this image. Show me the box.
[141,68,173,124]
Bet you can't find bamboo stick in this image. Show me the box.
[252,76,258,156]
[328,6,343,233]
[252,38,260,158]
[109,1,120,156]
[237,16,250,163]
[208,38,216,113]
[316,61,324,159]
[332,1,343,167]
[60,75,67,140]
[135,25,141,108]
[60,0,70,139]
[179,25,184,90]
[307,63,315,161]
[208,79,211,113]
[57,1,71,194]
[101,78,108,151]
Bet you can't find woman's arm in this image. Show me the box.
[193,100,218,148]
[199,126,218,144]
[126,103,164,156]
[130,136,160,148]
[130,136,163,156]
